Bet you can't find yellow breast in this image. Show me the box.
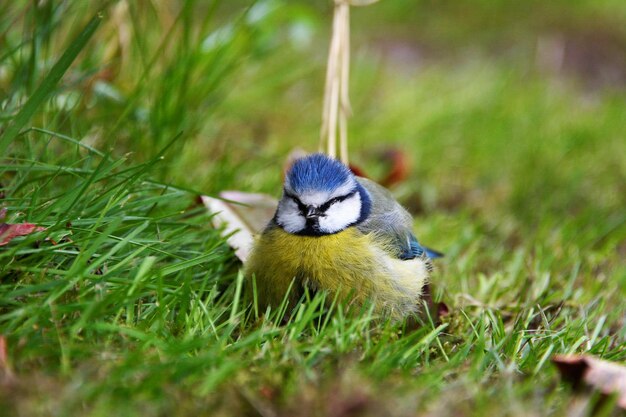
[245,226,429,318]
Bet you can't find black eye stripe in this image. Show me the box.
[284,191,307,211]
[284,189,356,213]
[320,190,356,211]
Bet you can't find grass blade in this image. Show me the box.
[0,13,102,156]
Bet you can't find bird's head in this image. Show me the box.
[275,154,371,236]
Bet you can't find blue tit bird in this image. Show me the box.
[246,153,441,319]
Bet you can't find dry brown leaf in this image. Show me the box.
[0,223,46,246]
[0,336,8,369]
[553,354,626,408]
[377,148,410,188]
[0,335,13,382]
[202,192,277,263]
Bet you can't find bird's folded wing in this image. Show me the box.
[355,177,441,260]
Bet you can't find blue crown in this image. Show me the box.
[287,154,354,193]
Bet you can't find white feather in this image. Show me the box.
[329,180,357,199]
[275,198,305,233]
[297,179,356,207]
[298,191,329,207]
[318,193,361,234]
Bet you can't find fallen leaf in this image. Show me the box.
[219,191,277,233]
[378,148,410,188]
[202,192,277,263]
[0,336,8,369]
[553,354,626,409]
[348,163,368,178]
[0,223,46,246]
[0,335,13,381]
[436,301,450,318]
[258,385,277,401]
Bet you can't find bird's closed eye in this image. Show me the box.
[319,191,355,211]
[285,192,307,211]
[319,197,340,212]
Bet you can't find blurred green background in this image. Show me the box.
[1,1,625,415]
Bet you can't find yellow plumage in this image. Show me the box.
[246,226,429,319]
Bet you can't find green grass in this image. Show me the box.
[1,1,625,416]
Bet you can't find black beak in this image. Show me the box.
[304,206,321,219]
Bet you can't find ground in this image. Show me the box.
[0,1,625,416]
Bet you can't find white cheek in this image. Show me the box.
[276,199,305,233]
[318,194,361,233]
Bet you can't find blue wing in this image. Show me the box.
[399,234,443,260]
[355,177,443,261]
